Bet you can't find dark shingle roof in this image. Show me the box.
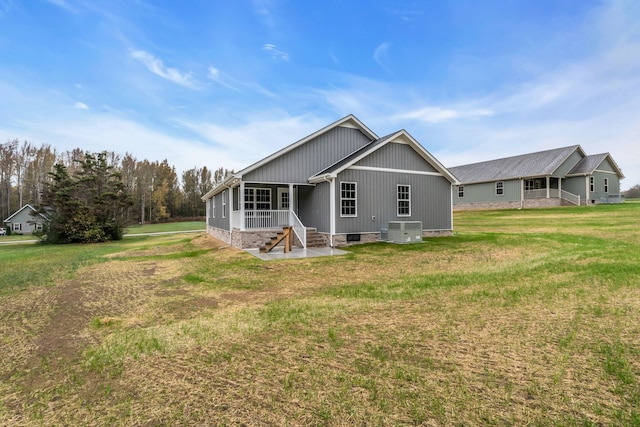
[449,145,582,184]
[567,153,608,175]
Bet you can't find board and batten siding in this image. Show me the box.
[243,127,372,184]
[453,179,521,204]
[297,182,330,233]
[553,150,583,177]
[562,176,588,200]
[334,168,452,234]
[354,142,438,173]
[207,190,230,230]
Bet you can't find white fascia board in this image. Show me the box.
[233,114,379,179]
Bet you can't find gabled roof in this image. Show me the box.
[309,129,458,184]
[202,114,378,200]
[449,145,585,184]
[567,153,625,178]
[4,204,49,223]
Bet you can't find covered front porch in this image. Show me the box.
[522,177,581,206]
[229,182,307,248]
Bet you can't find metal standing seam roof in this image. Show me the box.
[449,145,584,184]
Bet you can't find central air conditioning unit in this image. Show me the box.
[386,221,423,243]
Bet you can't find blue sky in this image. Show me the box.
[1,0,639,188]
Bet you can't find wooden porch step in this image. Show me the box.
[259,227,294,253]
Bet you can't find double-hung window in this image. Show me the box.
[397,185,411,216]
[222,190,227,218]
[340,182,357,217]
[590,176,595,192]
[458,185,464,198]
[604,178,609,193]
[496,181,504,196]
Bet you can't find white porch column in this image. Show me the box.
[329,178,336,247]
[288,183,293,214]
[559,178,562,194]
[546,176,550,198]
[585,176,590,204]
[240,181,245,231]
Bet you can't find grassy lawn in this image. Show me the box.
[0,221,204,242]
[1,205,639,425]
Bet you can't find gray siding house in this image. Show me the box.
[202,115,458,249]
[449,145,624,210]
[3,204,48,234]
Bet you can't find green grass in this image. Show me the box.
[1,203,640,425]
[124,221,204,234]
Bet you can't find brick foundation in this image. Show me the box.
[454,198,564,211]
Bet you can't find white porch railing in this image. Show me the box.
[561,190,580,206]
[231,209,307,248]
[242,210,290,230]
[524,188,560,199]
[289,211,306,248]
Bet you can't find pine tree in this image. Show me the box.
[39,152,132,243]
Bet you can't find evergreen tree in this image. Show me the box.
[39,152,132,243]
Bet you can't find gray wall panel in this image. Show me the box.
[243,127,372,184]
[553,151,583,177]
[354,142,438,172]
[207,190,230,230]
[334,168,452,233]
[453,179,521,204]
[298,183,330,232]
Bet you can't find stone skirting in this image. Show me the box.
[453,198,564,211]
[331,230,453,247]
[206,225,231,244]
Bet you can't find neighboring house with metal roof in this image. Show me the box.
[3,204,49,234]
[449,145,625,210]
[201,115,458,249]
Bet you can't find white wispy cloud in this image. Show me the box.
[73,101,89,110]
[394,107,494,123]
[253,0,275,27]
[130,49,196,88]
[262,44,289,60]
[373,42,391,70]
[207,67,239,91]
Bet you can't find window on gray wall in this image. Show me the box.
[458,186,464,198]
[496,181,504,196]
[222,190,226,218]
[398,185,411,216]
[340,182,357,217]
[590,176,595,192]
[604,178,609,193]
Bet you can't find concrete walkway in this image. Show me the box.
[244,246,349,261]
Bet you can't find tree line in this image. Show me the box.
[0,139,232,223]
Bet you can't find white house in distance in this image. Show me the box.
[3,204,49,234]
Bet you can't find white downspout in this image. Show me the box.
[240,181,245,231]
[520,178,524,209]
[329,177,336,247]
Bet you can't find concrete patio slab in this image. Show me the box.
[244,246,349,261]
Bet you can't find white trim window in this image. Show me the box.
[13,223,22,231]
[245,188,272,211]
[340,182,357,217]
[222,190,227,218]
[496,181,504,196]
[36,223,43,231]
[458,185,464,198]
[590,176,595,192]
[604,178,609,193]
[397,184,411,216]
